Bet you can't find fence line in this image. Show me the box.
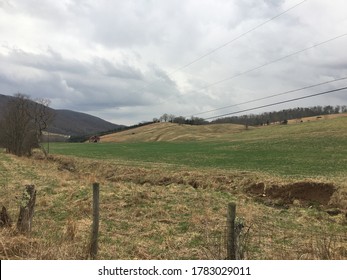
[85,185,346,260]
[198,203,347,260]
[90,182,100,259]
[220,218,347,260]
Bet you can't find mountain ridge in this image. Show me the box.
[0,94,125,136]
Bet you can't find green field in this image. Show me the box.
[50,117,347,178]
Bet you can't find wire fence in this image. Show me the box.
[203,216,347,260]
[241,224,347,260]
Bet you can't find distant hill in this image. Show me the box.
[101,113,347,143]
[101,122,248,142]
[0,94,124,137]
[49,109,124,136]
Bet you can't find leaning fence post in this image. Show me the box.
[90,182,100,259]
[227,202,236,260]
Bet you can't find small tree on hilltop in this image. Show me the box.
[160,113,169,122]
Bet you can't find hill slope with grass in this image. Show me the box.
[100,113,347,143]
[101,122,248,142]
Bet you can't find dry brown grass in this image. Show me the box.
[101,122,248,143]
[100,114,347,143]
[1,152,346,259]
[287,113,347,124]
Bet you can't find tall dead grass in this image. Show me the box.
[0,152,346,259]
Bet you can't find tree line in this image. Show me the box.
[210,105,347,126]
[157,105,347,126]
[154,114,208,125]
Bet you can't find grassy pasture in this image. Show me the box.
[50,117,347,179]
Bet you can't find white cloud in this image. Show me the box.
[0,0,346,125]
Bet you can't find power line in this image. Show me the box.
[167,0,308,76]
[190,76,347,117]
[142,0,308,91]
[204,86,347,120]
[196,33,347,93]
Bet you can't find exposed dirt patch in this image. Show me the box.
[246,182,266,196]
[246,182,336,207]
[267,182,335,205]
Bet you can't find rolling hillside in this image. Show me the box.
[101,122,248,142]
[101,113,347,143]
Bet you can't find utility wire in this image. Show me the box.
[196,33,347,92]
[167,0,308,76]
[141,0,308,91]
[190,76,347,117]
[204,86,347,120]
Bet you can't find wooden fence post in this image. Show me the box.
[90,182,100,259]
[17,185,36,234]
[0,206,12,227]
[227,202,236,260]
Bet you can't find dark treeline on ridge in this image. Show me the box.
[159,105,347,126]
[211,105,347,126]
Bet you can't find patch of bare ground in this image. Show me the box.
[246,182,341,208]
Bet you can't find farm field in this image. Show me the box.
[51,116,347,179]
[1,116,347,260]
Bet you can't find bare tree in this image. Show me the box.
[0,94,34,156]
[0,94,54,157]
[160,113,169,122]
[30,98,55,156]
[173,116,186,124]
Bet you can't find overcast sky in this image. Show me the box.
[0,0,346,125]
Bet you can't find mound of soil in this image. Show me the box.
[246,182,336,206]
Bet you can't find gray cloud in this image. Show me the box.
[93,57,143,80]
[3,49,88,74]
[0,47,180,115]
[0,0,346,125]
